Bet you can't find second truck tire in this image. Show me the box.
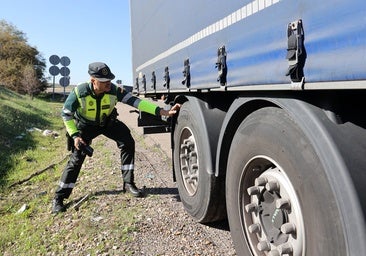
[226,106,348,256]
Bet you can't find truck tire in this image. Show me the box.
[226,106,348,256]
[173,100,225,223]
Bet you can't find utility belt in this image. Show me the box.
[101,108,119,126]
[66,108,119,151]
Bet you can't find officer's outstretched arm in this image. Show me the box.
[159,103,181,117]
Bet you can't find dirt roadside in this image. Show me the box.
[7,97,237,255]
[113,101,237,255]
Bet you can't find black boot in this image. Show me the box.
[123,182,143,197]
[51,197,66,214]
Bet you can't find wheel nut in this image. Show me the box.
[257,241,270,252]
[180,144,188,151]
[245,203,258,213]
[265,181,280,192]
[247,186,261,196]
[255,176,268,186]
[276,198,291,209]
[187,141,194,149]
[248,223,261,234]
[281,223,296,234]
[268,249,280,256]
[183,139,189,144]
[180,154,188,160]
[279,243,293,254]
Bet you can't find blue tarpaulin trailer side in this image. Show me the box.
[131,0,366,91]
[129,1,366,255]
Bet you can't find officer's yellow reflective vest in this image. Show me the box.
[61,82,161,138]
[74,86,118,123]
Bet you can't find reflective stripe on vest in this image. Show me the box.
[74,87,118,123]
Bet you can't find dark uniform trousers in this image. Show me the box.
[55,118,135,200]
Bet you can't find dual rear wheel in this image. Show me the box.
[174,102,353,255]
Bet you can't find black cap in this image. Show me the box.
[88,62,115,82]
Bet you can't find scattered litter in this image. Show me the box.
[15,135,24,140]
[73,194,90,211]
[91,216,104,222]
[26,127,59,138]
[146,173,155,179]
[42,129,59,138]
[43,129,53,136]
[16,204,28,214]
[26,127,42,132]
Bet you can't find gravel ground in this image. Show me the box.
[123,136,236,256]
[113,103,236,255]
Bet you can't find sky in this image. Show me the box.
[0,0,133,86]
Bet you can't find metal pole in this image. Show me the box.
[63,84,66,101]
[52,75,55,100]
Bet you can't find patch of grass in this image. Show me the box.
[0,86,66,188]
[0,87,69,254]
[0,87,141,255]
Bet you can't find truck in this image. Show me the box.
[129,0,366,255]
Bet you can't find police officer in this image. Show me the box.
[52,62,180,214]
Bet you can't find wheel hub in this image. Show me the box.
[260,191,289,246]
[242,157,305,256]
[179,128,199,196]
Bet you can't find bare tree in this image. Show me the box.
[21,64,40,99]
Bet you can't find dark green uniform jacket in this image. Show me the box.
[61,82,161,138]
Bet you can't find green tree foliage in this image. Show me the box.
[0,20,47,94]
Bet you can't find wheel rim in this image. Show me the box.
[240,156,305,256]
[179,127,199,196]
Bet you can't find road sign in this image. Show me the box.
[49,55,60,65]
[59,77,70,87]
[49,54,71,99]
[60,66,70,76]
[60,56,71,66]
[49,65,60,76]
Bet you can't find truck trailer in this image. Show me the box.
[129,0,366,255]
